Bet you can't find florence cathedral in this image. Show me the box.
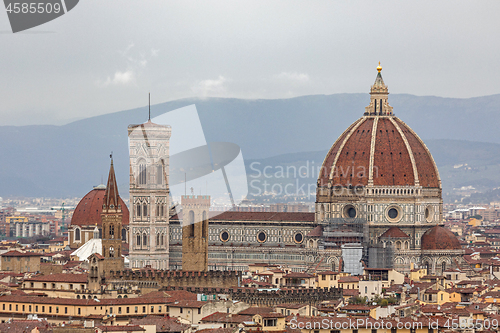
[69,65,465,275]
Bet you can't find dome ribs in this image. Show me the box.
[372,118,414,186]
[71,188,130,227]
[330,118,373,187]
[318,118,363,187]
[394,118,440,188]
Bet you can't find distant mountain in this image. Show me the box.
[245,139,500,202]
[1,93,500,198]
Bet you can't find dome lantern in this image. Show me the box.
[364,63,393,116]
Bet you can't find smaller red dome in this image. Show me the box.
[71,185,129,227]
[421,226,461,250]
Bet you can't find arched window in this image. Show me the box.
[122,228,126,241]
[75,228,81,241]
[136,204,141,217]
[157,164,163,185]
[161,233,164,246]
[188,210,195,237]
[143,234,148,248]
[139,163,147,185]
[136,234,141,247]
[441,261,446,273]
[156,205,159,217]
[160,205,164,217]
[202,211,207,238]
[143,204,148,216]
[156,233,160,246]
[110,225,114,238]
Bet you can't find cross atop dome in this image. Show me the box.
[364,62,393,116]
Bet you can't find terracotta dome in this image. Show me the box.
[421,226,461,250]
[319,117,440,188]
[318,69,440,189]
[71,185,129,227]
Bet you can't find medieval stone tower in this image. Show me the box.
[128,120,171,270]
[181,195,210,271]
[101,158,125,276]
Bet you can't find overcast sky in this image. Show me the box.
[1,1,499,125]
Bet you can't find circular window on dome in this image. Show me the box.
[386,205,403,223]
[343,205,357,219]
[219,230,230,242]
[257,231,267,243]
[425,206,434,222]
[294,232,304,244]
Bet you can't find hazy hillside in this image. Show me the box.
[245,139,500,202]
[1,93,500,198]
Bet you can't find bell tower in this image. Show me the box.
[128,119,171,270]
[181,194,210,271]
[101,157,124,276]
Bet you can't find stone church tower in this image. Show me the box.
[101,158,125,275]
[128,120,171,269]
[181,194,210,271]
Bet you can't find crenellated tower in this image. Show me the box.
[181,195,210,271]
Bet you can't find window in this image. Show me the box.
[43,283,47,289]
[136,234,141,247]
[151,306,154,313]
[158,306,161,312]
[202,211,207,238]
[15,304,18,311]
[143,306,146,313]
[180,308,183,314]
[29,305,31,312]
[188,211,195,237]
[322,275,326,280]
[42,306,45,312]
[35,306,38,312]
[198,308,201,314]
[75,228,80,241]
[118,307,121,314]
[126,307,129,314]
[136,204,141,217]
[143,204,148,216]
[139,163,147,185]
[49,306,52,313]
[110,225,114,238]
[157,164,163,185]
[65,307,68,314]
[135,306,138,313]
[78,308,81,315]
[52,283,56,289]
[56,307,59,313]
[110,307,113,314]
[30,282,34,288]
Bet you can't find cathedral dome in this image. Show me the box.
[421,226,461,250]
[318,67,440,190]
[71,185,129,227]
